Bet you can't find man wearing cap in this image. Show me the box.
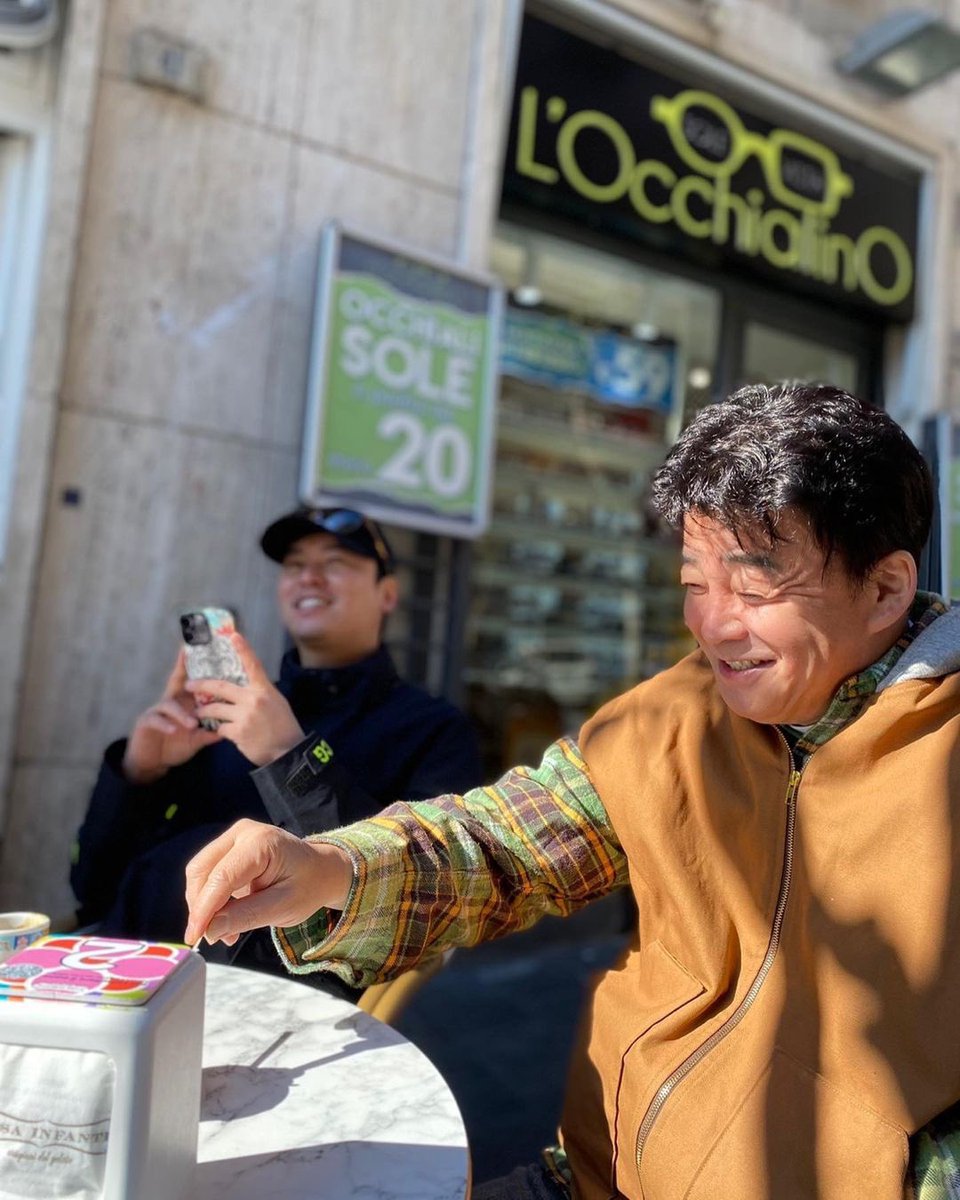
[70,507,482,982]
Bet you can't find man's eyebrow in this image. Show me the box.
[680,551,781,571]
[725,550,780,571]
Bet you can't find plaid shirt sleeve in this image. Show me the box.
[908,1102,960,1200]
[271,736,627,988]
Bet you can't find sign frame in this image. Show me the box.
[301,222,503,539]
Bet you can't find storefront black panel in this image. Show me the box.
[503,14,921,321]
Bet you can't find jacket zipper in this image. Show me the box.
[634,746,801,1174]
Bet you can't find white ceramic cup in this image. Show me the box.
[0,911,50,963]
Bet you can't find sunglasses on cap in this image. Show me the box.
[311,506,392,550]
[298,508,394,576]
[261,504,396,575]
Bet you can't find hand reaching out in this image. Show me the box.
[184,818,353,947]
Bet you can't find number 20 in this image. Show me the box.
[377,412,471,498]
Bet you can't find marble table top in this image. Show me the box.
[196,963,470,1200]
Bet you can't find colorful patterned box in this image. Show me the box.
[0,934,193,1006]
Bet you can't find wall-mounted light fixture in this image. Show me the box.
[836,9,960,95]
[511,238,543,307]
[512,282,543,306]
[0,0,59,48]
[631,322,660,341]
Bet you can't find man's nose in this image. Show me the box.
[292,561,328,582]
[695,595,747,644]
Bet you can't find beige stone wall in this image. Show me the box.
[2,0,959,923]
[0,0,106,915]
[0,0,512,920]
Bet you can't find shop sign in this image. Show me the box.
[302,224,502,538]
[504,15,920,321]
[501,307,676,411]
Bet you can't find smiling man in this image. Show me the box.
[269,508,399,670]
[184,384,960,1200]
[677,511,916,726]
[70,506,482,985]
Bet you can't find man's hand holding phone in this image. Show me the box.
[184,633,305,767]
[122,652,221,785]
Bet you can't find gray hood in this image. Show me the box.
[877,601,960,692]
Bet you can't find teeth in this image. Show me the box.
[297,597,328,611]
[726,659,765,671]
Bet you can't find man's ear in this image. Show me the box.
[378,575,399,616]
[865,550,917,634]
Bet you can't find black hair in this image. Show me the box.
[650,382,933,583]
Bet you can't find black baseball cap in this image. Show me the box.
[259,507,396,576]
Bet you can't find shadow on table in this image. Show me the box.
[201,1042,383,1122]
[201,1017,388,1120]
[194,1139,468,1199]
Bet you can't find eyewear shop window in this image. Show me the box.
[464,224,718,769]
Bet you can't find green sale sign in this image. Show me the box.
[302,226,502,537]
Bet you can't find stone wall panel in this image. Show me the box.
[15,410,294,761]
[62,77,291,442]
[298,0,475,190]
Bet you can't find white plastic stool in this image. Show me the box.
[0,939,205,1200]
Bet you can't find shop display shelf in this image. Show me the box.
[469,616,636,647]
[496,412,666,471]
[472,560,679,602]
[481,515,679,556]
[492,464,641,508]
[462,665,633,690]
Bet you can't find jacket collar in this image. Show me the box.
[782,591,948,762]
[877,592,960,691]
[278,643,399,702]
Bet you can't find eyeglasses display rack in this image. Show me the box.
[464,372,695,770]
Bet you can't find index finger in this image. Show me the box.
[228,631,270,685]
[183,822,259,945]
[161,649,188,698]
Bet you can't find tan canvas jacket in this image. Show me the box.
[567,647,960,1200]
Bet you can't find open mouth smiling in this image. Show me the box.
[717,657,774,675]
[294,596,332,611]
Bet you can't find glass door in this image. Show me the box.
[741,321,859,393]
[717,281,883,403]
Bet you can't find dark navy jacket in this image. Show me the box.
[71,646,483,955]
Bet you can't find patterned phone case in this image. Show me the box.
[180,607,248,730]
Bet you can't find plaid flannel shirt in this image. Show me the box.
[274,734,629,984]
[273,592,956,1199]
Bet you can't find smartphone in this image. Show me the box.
[179,607,248,731]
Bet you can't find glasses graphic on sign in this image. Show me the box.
[650,89,854,218]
